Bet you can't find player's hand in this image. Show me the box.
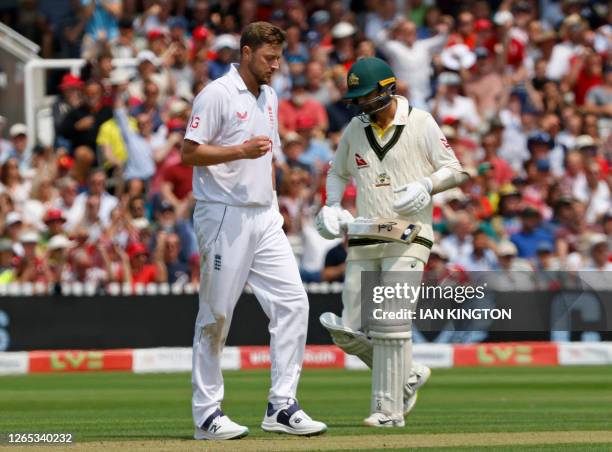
[393,179,432,217]
[240,136,271,159]
[315,204,354,240]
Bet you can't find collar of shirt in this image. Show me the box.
[228,63,266,94]
[359,95,411,135]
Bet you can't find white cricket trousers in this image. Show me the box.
[191,201,309,428]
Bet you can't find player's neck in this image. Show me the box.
[238,63,260,97]
[370,97,397,129]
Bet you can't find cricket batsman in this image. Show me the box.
[182,22,326,440]
[316,57,469,427]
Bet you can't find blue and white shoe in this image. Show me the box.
[194,408,249,440]
[261,399,327,436]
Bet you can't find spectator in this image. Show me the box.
[153,201,197,264]
[110,17,138,59]
[127,240,165,285]
[46,234,76,286]
[321,239,347,283]
[114,84,165,182]
[364,0,402,42]
[584,66,612,139]
[4,212,23,256]
[1,124,31,171]
[460,229,498,271]
[15,230,49,284]
[464,47,505,120]
[510,207,555,259]
[584,234,612,271]
[130,80,163,132]
[80,0,122,58]
[22,178,57,231]
[43,208,67,241]
[375,18,448,109]
[59,80,113,183]
[1,1,610,291]
[52,74,84,151]
[67,170,118,231]
[162,232,190,284]
[209,34,239,80]
[431,72,480,133]
[0,238,16,284]
[279,74,328,135]
[72,193,105,244]
[573,158,611,224]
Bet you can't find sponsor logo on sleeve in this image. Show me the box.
[190,115,201,129]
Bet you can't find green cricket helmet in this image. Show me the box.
[343,57,397,117]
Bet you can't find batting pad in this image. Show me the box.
[371,332,411,421]
[320,312,373,367]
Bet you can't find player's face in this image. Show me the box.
[247,43,283,85]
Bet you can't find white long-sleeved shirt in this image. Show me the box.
[375,31,447,108]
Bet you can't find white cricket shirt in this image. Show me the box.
[185,63,281,206]
[330,96,465,261]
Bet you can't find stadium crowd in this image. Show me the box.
[0,0,610,292]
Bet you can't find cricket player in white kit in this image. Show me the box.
[316,57,469,427]
[182,22,326,440]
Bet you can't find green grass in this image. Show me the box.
[0,367,611,443]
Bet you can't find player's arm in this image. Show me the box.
[423,114,469,194]
[181,137,270,166]
[316,127,354,239]
[325,127,351,206]
[393,115,469,216]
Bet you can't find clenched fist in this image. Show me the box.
[240,136,271,159]
[393,178,432,216]
[315,204,354,239]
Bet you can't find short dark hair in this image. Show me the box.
[240,21,285,53]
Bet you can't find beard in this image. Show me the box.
[248,60,271,85]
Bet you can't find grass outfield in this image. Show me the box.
[0,366,611,450]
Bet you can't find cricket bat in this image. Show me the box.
[347,217,422,244]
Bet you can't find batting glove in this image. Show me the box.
[315,205,354,240]
[393,178,433,216]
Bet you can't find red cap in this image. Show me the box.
[59,74,84,90]
[474,19,493,32]
[442,116,459,125]
[44,209,66,223]
[57,155,74,169]
[147,28,165,40]
[167,118,186,132]
[193,26,210,42]
[127,242,148,259]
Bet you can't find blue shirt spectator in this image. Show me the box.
[82,0,121,42]
[510,208,555,259]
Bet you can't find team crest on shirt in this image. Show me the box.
[355,153,369,169]
[375,172,391,187]
[236,111,248,120]
[267,105,274,124]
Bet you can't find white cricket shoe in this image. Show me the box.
[403,364,431,416]
[261,399,327,436]
[363,412,405,428]
[194,408,249,440]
